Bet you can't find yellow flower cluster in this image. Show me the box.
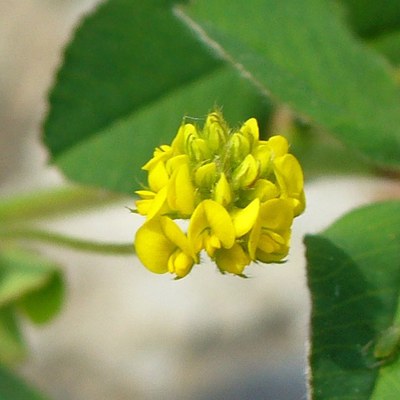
[134,111,305,278]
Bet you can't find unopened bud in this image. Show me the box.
[203,112,228,152]
[229,133,250,165]
[232,154,258,189]
[254,144,272,177]
[239,118,259,148]
[194,162,217,189]
[213,173,232,207]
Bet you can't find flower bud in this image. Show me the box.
[187,137,211,162]
[268,135,289,158]
[229,132,250,165]
[239,118,259,149]
[254,144,272,177]
[203,111,228,152]
[213,173,232,207]
[194,162,217,189]
[232,154,258,189]
[168,249,194,278]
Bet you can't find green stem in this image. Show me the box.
[0,228,134,255]
[0,186,124,224]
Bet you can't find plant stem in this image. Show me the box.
[0,228,134,255]
[0,186,124,224]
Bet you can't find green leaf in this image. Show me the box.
[183,0,400,171]
[305,200,400,399]
[0,248,64,322]
[44,0,270,194]
[0,248,64,363]
[283,120,373,178]
[0,307,25,364]
[17,272,64,325]
[370,31,400,67]
[339,0,400,39]
[0,364,48,400]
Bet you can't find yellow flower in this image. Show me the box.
[135,216,197,278]
[213,173,232,207]
[188,200,235,257]
[231,198,260,238]
[273,154,306,216]
[248,199,294,263]
[134,110,305,278]
[215,244,251,275]
[166,158,196,216]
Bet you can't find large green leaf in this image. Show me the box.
[0,364,48,400]
[305,200,400,399]
[183,0,400,171]
[44,0,270,194]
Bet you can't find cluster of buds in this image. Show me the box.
[134,110,305,278]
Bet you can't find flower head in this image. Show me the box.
[134,110,305,278]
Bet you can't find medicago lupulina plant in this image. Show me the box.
[133,111,305,278]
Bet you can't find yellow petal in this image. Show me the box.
[247,199,293,259]
[231,198,260,237]
[256,247,289,263]
[146,186,168,220]
[213,173,232,207]
[215,243,251,275]
[203,200,235,248]
[259,198,294,231]
[254,179,279,202]
[188,200,235,254]
[188,208,207,253]
[135,218,175,274]
[268,135,289,157]
[167,162,195,216]
[171,124,186,154]
[240,118,259,146]
[248,216,261,260]
[205,234,221,256]
[203,111,228,152]
[165,154,190,175]
[194,162,217,189]
[135,199,152,215]
[240,179,279,204]
[257,232,285,253]
[160,216,194,258]
[229,132,250,164]
[135,191,156,215]
[255,229,291,263]
[274,154,304,194]
[232,154,259,188]
[148,161,169,192]
[142,145,172,170]
[187,138,211,162]
[135,190,155,200]
[253,143,272,177]
[274,154,305,216]
[168,249,194,278]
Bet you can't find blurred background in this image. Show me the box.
[1,1,399,399]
